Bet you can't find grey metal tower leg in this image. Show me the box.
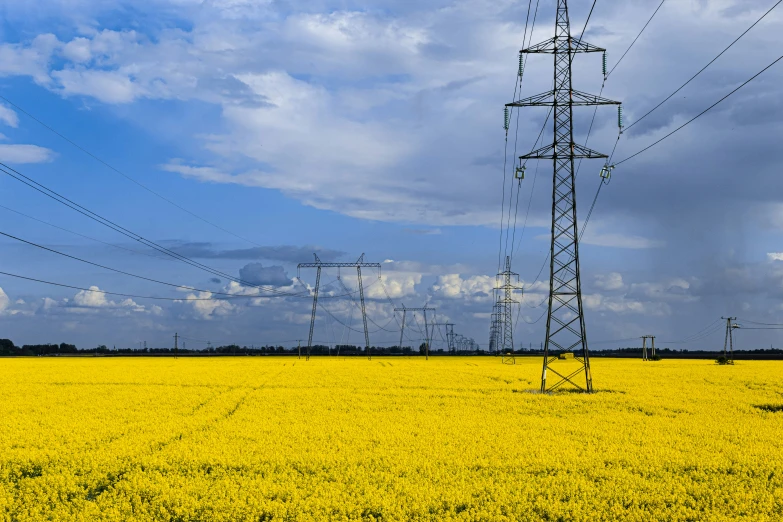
[307,266,321,360]
[357,266,370,360]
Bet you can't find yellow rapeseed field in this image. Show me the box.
[1,356,782,521]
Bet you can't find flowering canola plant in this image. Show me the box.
[0,356,782,521]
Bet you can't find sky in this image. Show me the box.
[0,0,781,351]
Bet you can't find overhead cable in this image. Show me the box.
[626,0,782,131]
[615,54,783,166]
[0,162,307,297]
[606,0,666,78]
[0,94,264,248]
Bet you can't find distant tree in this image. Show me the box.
[0,338,15,355]
[59,343,77,354]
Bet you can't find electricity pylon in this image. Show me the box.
[499,256,520,353]
[433,323,456,354]
[297,253,381,360]
[641,335,656,361]
[721,317,738,364]
[497,256,521,360]
[395,305,435,359]
[489,300,502,354]
[507,0,621,392]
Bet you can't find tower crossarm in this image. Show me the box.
[393,307,435,313]
[297,253,382,277]
[507,89,620,107]
[521,36,605,54]
[297,261,382,269]
[520,143,608,160]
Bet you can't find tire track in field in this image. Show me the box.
[84,368,287,503]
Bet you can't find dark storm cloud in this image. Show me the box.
[162,242,345,262]
[238,263,291,286]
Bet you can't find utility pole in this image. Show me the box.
[507,0,620,393]
[174,332,178,359]
[297,340,301,360]
[395,306,435,360]
[641,335,655,361]
[721,317,738,364]
[298,253,381,360]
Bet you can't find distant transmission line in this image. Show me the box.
[625,0,781,132]
[0,269,253,301]
[0,229,366,300]
[0,94,265,248]
[0,162,309,297]
[0,203,168,260]
[605,0,666,78]
[615,54,783,166]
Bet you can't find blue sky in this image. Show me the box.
[0,0,781,351]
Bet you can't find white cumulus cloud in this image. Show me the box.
[0,105,19,127]
[0,144,55,163]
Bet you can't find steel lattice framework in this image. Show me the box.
[506,0,620,392]
[433,323,456,354]
[297,253,381,360]
[497,256,520,354]
[721,317,738,364]
[489,300,502,354]
[395,306,436,359]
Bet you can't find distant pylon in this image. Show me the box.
[297,253,381,360]
[489,300,502,354]
[395,305,435,359]
[497,256,521,354]
[641,335,655,361]
[721,317,738,364]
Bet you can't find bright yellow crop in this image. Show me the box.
[0,356,782,521]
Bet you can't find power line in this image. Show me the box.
[503,0,541,261]
[737,327,783,330]
[737,317,783,326]
[606,0,666,78]
[314,291,397,336]
[0,229,368,300]
[0,229,250,298]
[660,319,725,344]
[0,94,265,248]
[615,54,783,166]
[0,162,307,297]
[0,226,371,302]
[0,203,168,260]
[575,1,777,235]
[626,0,781,131]
[0,269,253,301]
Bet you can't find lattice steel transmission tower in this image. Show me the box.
[489,300,502,354]
[433,323,456,354]
[297,253,381,360]
[496,256,521,354]
[507,0,620,392]
[395,305,435,359]
[721,317,738,364]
